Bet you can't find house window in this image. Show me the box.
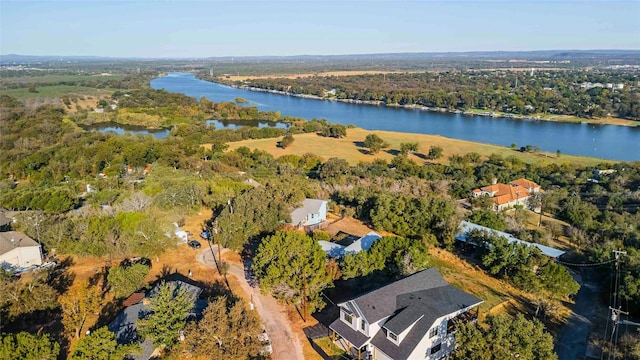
[430,343,441,355]
[429,327,438,338]
[361,319,366,331]
[447,319,455,334]
[388,331,398,342]
[343,312,353,325]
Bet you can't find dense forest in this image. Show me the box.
[1,66,640,358]
[218,70,640,120]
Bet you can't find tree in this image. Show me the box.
[184,297,263,359]
[428,145,444,160]
[279,133,294,148]
[0,332,59,360]
[363,134,387,155]
[107,263,150,299]
[467,210,507,231]
[137,282,196,349]
[399,142,419,157]
[0,270,59,321]
[252,231,333,318]
[452,314,557,360]
[60,279,103,340]
[70,327,139,360]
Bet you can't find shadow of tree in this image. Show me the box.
[47,256,75,294]
[352,141,365,148]
[385,149,401,156]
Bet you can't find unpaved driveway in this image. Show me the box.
[197,246,304,360]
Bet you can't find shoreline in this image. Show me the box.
[208,80,637,128]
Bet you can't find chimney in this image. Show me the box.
[492,178,497,185]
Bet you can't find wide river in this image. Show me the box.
[151,73,639,161]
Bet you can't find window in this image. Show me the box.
[430,343,441,355]
[388,331,398,342]
[361,319,366,331]
[429,327,438,338]
[343,313,353,324]
[447,319,455,334]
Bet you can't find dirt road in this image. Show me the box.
[197,246,304,360]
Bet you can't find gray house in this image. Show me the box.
[108,279,207,360]
[329,268,483,360]
[290,198,328,228]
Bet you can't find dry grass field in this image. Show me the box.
[219,127,609,167]
[223,70,420,81]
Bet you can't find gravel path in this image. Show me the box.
[197,246,305,360]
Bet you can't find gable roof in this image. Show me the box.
[331,268,483,360]
[290,198,326,225]
[456,221,566,258]
[371,284,482,360]
[0,231,40,256]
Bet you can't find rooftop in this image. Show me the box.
[290,198,326,225]
[0,231,40,256]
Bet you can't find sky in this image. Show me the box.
[1,0,639,58]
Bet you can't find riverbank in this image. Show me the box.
[214,127,611,167]
[217,81,638,128]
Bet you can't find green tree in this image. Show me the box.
[363,134,387,155]
[280,133,294,148]
[452,314,557,360]
[427,145,444,160]
[253,231,333,318]
[137,282,196,349]
[184,297,263,359]
[107,263,150,299]
[0,332,59,360]
[70,327,140,360]
[0,270,58,321]
[467,210,507,231]
[399,142,419,157]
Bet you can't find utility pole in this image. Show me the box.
[214,220,222,275]
[603,250,627,360]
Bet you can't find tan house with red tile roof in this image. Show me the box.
[472,178,541,212]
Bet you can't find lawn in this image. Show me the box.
[0,85,114,100]
[221,128,610,167]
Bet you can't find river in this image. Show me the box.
[151,73,639,161]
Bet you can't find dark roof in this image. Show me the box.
[354,268,448,323]
[371,286,483,360]
[329,317,370,348]
[108,280,206,360]
[334,268,483,360]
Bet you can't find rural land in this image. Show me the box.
[1,49,639,360]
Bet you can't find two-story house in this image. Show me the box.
[290,198,328,229]
[329,268,483,360]
[471,178,541,212]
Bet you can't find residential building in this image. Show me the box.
[456,221,565,259]
[108,278,207,360]
[0,231,43,270]
[329,268,483,360]
[471,178,541,211]
[290,198,328,228]
[319,231,382,258]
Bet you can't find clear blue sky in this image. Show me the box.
[1,0,639,57]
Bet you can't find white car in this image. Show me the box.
[257,329,273,356]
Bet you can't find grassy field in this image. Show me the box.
[0,73,125,85]
[219,127,611,167]
[0,85,114,100]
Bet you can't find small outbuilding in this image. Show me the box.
[290,199,328,228]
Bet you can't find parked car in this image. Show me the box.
[188,240,201,249]
[200,231,211,240]
[120,257,152,268]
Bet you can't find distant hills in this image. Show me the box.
[2,50,640,64]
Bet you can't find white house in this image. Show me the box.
[329,268,483,360]
[318,231,382,258]
[455,221,566,259]
[0,231,43,270]
[290,198,327,228]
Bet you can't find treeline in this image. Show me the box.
[227,70,640,120]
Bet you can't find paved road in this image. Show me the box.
[197,246,305,360]
[555,269,600,360]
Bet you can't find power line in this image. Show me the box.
[556,258,615,267]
